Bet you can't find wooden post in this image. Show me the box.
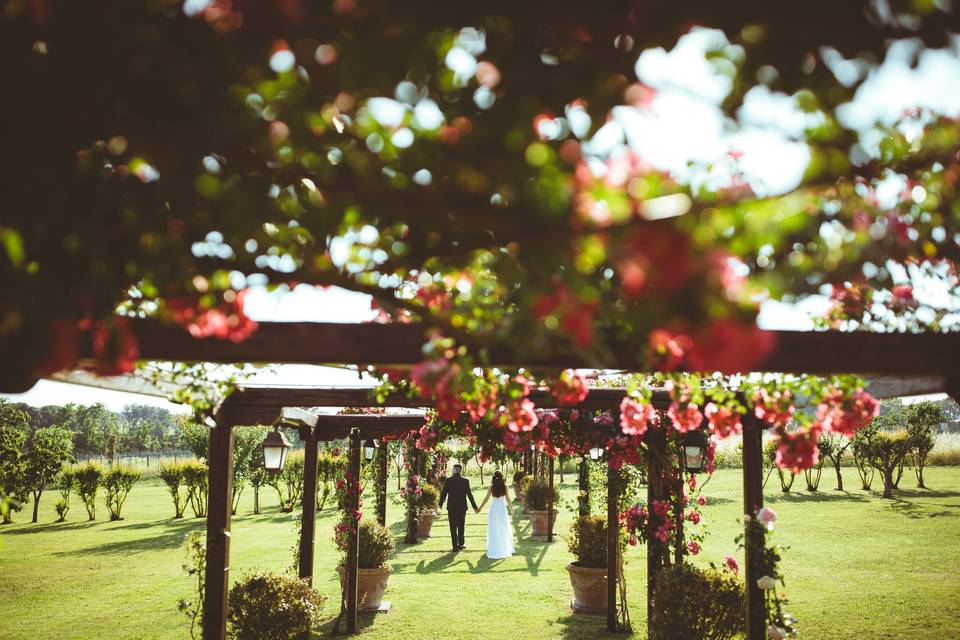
[299,427,319,586]
[578,457,590,517]
[547,455,555,542]
[646,432,665,640]
[606,460,619,632]
[202,422,234,640]
[346,428,361,635]
[377,443,388,527]
[674,467,684,566]
[404,446,420,544]
[743,414,766,640]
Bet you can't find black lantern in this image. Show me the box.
[363,438,379,462]
[682,430,709,473]
[588,446,604,461]
[262,427,292,473]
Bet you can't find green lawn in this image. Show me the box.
[1,467,958,639]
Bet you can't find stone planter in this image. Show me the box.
[527,508,559,536]
[336,564,392,612]
[566,562,607,615]
[416,510,438,538]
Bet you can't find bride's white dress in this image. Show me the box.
[486,496,515,559]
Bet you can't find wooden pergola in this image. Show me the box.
[65,318,960,640]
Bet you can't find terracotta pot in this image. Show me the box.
[566,563,607,615]
[416,510,438,538]
[527,509,559,536]
[336,564,392,612]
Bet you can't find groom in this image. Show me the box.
[438,464,478,551]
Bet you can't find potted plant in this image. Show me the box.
[415,483,440,538]
[336,519,395,612]
[512,470,525,501]
[565,515,608,614]
[523,478,558,536]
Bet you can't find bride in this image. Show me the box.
[475,470,515,559]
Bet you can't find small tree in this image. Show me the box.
[231,427,268,515]
[160,461,188,518]
[905,401,944,489]
[249,457,268,515]
[75,462,104,520]
[24,426,75,523]
[764,439,795,492]
[819,433,851,491]
[804,435,828,492]
[851,431,875,491]
[391,444,405,490]
[857,415,916,499]
[103,465,140,520]
[183,460,209,518]
[268,450,305,512]
[0,425,27,523]
[55,467,75,522]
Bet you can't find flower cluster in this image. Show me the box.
[549,369,589,406]
[166,290,258,343]
[739,507,797,639]
[333,470,362,551]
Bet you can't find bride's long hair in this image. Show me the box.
[491,470,507,497]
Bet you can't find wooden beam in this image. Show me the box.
[298,428,319,590]
[202,424,234,640]
[129,318,960,376]
[606,461,619,633]
[377,443,388,527]
[742,414,766,640]
[547,455,555,543]
[346,429,361,635]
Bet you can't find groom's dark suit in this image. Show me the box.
[438,473,478,549]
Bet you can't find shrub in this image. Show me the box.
[103,465,140,520]
[356,519,394,569]
[74,462,103,521]
[227,572,325,640]
[55,467,75,522]
[651,563,745,640]
[159,461,188,518]
[416,483,439,518]
[523,478,557,511]
[566,515,607,569]
[182,460,208,518]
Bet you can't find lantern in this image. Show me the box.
[262,427,292,473]
[589,446,604,461]
[363,438,379,462]
[682,430,709,474]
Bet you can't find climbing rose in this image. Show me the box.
[756,507,777,529]
[551,369,589,405]
[687,510,701,525]
[668,402,703,434]
[697,495,706,506]
[686,541,701,556]
[753,388,795,427]
[756,576,777,591]
[724,555,739,576]
[496,398,539,433]
[647,329,692,371]
[816,387,879,437]
[619,397,657,436]
[774,427,820,473]
[705,402,743,438]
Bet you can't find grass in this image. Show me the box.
[1,467,958,639]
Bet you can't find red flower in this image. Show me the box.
[816,387,878,437]
[685,318,776,374]
[889,284,918,312]
[647,329,693,371]
[686,541,701,555]
[533,285,597,348]
[705,402,743,438]
[496,398,539,433]
[620,397,657,437]
[550,369,589,405]
[753,388,795,427]
[167,289,258,343]
[82,317,139,376]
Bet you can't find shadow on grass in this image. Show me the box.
[765,490,870,504]
[555,613,631,640]
[313,606,377,638]
[52,518,200,557]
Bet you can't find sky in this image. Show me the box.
[5,29,960,412]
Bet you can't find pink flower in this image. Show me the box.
[723,555,739,576]
[688,474,698,490]
[686,541,700,555]
[774,427,820,473]
[620,397,658,436]
[496,398,539,433]
[668,402,703,434]
[705,402,743,438]
[756,507,776,529]
[697,495,706,506]
[687,510,701,525]
[753,388,795,427]
[816,387,878,437]
[652,500,670,517]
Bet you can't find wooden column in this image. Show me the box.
[299,427,319,586]
[202,422,234,640]
[606,461,619,632]
[377,443,388,527]
[404,446,420,544]
[578,457,590,517]
[547,455,555,542]
[742,414,766,640]
[646,433,666,640]
[346,429,361,635]
[674,468,684,566]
